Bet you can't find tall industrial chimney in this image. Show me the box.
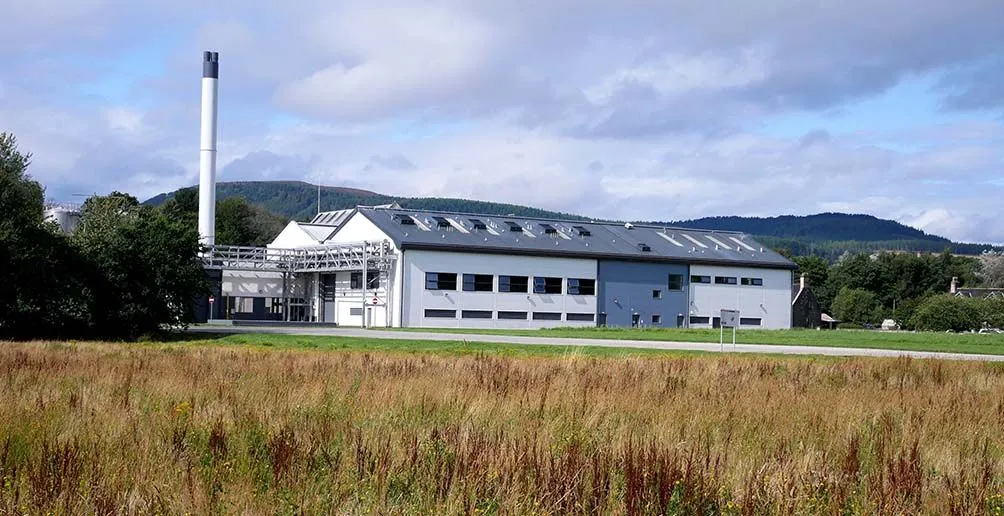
[198,51,219,246]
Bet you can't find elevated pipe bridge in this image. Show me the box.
[199,240,396,273]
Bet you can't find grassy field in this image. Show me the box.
[387,326,1004,355]
[3,340,1004,514]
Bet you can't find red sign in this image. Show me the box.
[371,296,379,305]
[208,296,215,304]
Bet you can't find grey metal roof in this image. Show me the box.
[356,207,796,269]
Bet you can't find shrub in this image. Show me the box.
[910,296,985,332]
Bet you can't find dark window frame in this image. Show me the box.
[651,314,662,325]
[668,274,684,290]
[498,311,528,320]
[567,278,596,296]
[461,310,493,319]
[424,309,457,318]
[534,276,563,294]
[740,317,762,326]
[499,275,529,293]
[714,276,738,285]
[532,312,562,321]
[462,273,494,292]
[691,275,712,284]
[741,277,764,286]
[653,289,662,299]
[566,313,595,322]
[425,272,458,291]
[690,316,711,324]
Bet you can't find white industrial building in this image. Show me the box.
[205,206,797,329]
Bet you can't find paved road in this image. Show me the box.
[188,325,1004,362]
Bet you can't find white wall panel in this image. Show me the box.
[401,250,597,329]
[688,265,792,329]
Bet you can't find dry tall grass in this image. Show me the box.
[2,342,1004,514]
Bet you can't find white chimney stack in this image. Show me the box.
[198,51,219,246]
[800,273,807,291]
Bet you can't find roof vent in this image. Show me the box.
[624,222,635,230]
[469,218,487,231]
[638,243,652,252]
[573,225,591,237]
[394,213,415,225]
[432,216,451,229]
[505,221,522,232]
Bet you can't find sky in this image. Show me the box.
[2,0,1003,243]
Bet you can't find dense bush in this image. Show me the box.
[910,296,986,332]
[0,133,205,339]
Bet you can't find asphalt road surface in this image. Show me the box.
[187,325,1004,362]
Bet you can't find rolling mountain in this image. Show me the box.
[145,181,1000,259]
[146,181,585,222]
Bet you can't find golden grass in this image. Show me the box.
[2,341,1004,514]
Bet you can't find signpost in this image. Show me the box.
[720,309,739,352]
[208,295,215,321]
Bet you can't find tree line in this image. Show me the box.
[0,133,287,340]
[793,250,1004,331]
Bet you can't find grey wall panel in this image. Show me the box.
[598,261,689,328]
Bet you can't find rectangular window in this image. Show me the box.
[499,275,529,293]
[532,312,562,321]
[652,314,662,325]
[534,276,563,294]
[424,309,456,318]
[691,275,712,284]
[573,225,591,237]
[498,311,527,320]
[462,274,494,292]
[566,313,595,322]
[425,272,457,290]
[714,276,738,285]
[690,316,711,325]
[349,307,363,316]
[432,216,451,229]
[653,289,662,299]
[462,310,492,319]
[741,277,764,286]
[740,317,762,326]
[469,218,487,230]
[350,272,362,289]
[668,274,684,290]
[567,278,595,295]
[366,271,380,290]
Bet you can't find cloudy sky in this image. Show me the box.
[2,0,1003,243]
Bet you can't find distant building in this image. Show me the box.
[43,203,82,234]
[791,273,822,328]
[950,276,1003,299]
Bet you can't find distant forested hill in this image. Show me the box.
[146,181,1000,258]
[146,181,585,222]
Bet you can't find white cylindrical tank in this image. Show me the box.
[198,51,219,246]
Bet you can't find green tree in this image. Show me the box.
[831,287,882,325]
[74,194,206,338]
[0,133,91,338]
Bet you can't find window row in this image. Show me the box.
[424,309,595,322]
[688,316,763,326]
[426,273,596,295]
[690,275,763,286]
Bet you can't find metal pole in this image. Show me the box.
[361,241,368,328]
[720,325,724,353]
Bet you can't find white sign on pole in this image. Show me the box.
[719,309,739,351]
